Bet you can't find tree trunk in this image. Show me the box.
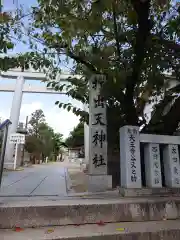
[107,147,120,188]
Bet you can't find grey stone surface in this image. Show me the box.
[89,75,107,175]
[120,126,142,188]
[119,187,180,197]
[1,170,32,188]
[31,175,66,196]
[1,175,48,196]
[0,220,180,239]
[163,144,180,187]
[1,196,180,228]
[87,175,112,192]
[144,143,162,187]
[0,163,67,197]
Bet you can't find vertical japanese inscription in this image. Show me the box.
[170,145,180,185]
[92,130,106,148]
[120,125,141,188]
[89,75,107,174]
[127,128,138,183]
[151,145,161,185]
[163,144,180,187]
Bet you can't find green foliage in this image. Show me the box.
[10,1,180,137]
[26,0,180,133]
[25,135,43,154]
[52,132,64,157]
[28,109,45,137]
[0,11,53,72]
[65,122,84,148]
[25,109,64,160]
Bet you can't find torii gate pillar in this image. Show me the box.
[4,76,24,169]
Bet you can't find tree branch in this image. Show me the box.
[66,50,99,73]
[151,34,180,54]
[114,29,180,54]
[142,96,180,135]
[51,42,99,73]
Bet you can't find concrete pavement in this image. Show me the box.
[0,162,68,197]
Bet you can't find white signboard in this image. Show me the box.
[9,133,25,144]
[89,75,107,175]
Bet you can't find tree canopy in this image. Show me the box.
[28,109,45,137]
[65,122,84,148]
[3,1,180,147]
[25,109,64,161]
[0,9,54,73]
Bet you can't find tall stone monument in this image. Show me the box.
[88,75,112,192]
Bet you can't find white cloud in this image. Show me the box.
[0,111,8,121]
[20,102,80,139]
[45,107,80,139]
[0,100,81,139]
[20,102,43,120]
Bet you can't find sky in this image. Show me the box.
[1,0,81,139]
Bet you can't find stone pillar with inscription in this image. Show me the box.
[144,144,162,188]
[163,144,180,188]
[120,125,142,188]
[83,104,89,165]
[88,75,112,192]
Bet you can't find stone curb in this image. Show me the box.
[0,220,180,239]
[1,197,180,228]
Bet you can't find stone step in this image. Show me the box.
[1,220,180,239]
[0,197,180,228]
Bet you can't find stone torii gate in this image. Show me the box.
[0,68,82,169]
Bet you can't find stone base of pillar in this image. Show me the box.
[3,162,14,170]
[87,175,112,192]
[119,187,180,197]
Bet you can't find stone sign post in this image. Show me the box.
[144,143,162,187]
[163,144,180,187]
[88,75,112,192]
[120,125,142,188]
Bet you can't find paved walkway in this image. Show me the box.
[0,162,68,197]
